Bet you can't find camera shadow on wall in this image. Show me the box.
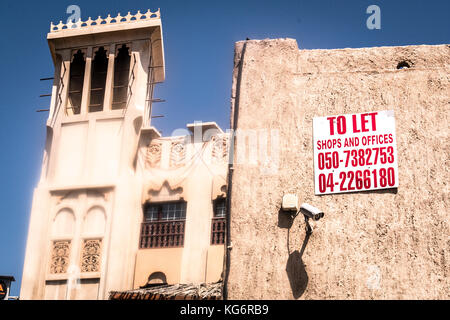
[278,209,310,299]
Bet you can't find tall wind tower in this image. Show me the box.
[21,9,165,299]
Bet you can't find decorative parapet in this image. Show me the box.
[50,9,161,33]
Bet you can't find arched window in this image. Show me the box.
[89,47,108,112]
[147,272,167,285]
[67,50,85,115]
[50,208,75,274]
[80,206,106,273]
[83,206,106,236]
[52,208,75,238]
[112,44,131,110]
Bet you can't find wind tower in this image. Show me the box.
[21,9,165,299]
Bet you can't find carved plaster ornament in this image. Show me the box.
[212,135,229,163]
[50,241,71,274]
[170,141,186,168]
[146,142,162,168]
[81,239,102,273]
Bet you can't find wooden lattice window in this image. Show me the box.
[211,198,226,245]
[140,201,187,249]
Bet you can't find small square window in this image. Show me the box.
[213,198,226,218]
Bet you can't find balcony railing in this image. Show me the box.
[211,217,226,245]
[140,220,185,249]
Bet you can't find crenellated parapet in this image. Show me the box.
[50,9,161,33]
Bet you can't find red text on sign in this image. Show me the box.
[327,112,378,135]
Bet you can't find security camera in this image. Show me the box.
[300,203,324,221]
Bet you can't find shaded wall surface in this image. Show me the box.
[227,39,449,299]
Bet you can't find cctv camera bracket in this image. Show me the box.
[304,216,313,235]
[291,209,313,234]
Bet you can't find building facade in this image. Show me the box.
[21,11,228,300]
[226,39,449,299]
[22,10,449,301]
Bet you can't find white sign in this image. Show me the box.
[313,110,398,195]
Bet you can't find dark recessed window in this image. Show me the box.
[144,201,187,221]
[89,47,108,112]
[67,50,85,115]
[112,44,131,110]
[213,198,226,218]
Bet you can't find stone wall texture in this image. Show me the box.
[227,39,449,299]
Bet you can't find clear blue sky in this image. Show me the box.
[0,0,448,297]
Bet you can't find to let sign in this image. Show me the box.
[313,110,399,195]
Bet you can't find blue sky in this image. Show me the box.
[0,0,448,297]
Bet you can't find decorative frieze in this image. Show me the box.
[50,241,71,274]
[81,239,102,273]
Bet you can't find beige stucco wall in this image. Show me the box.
[227,39,449,299]
[134,248,184,286]
[206,245,225,283]
[134,245,224,287]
